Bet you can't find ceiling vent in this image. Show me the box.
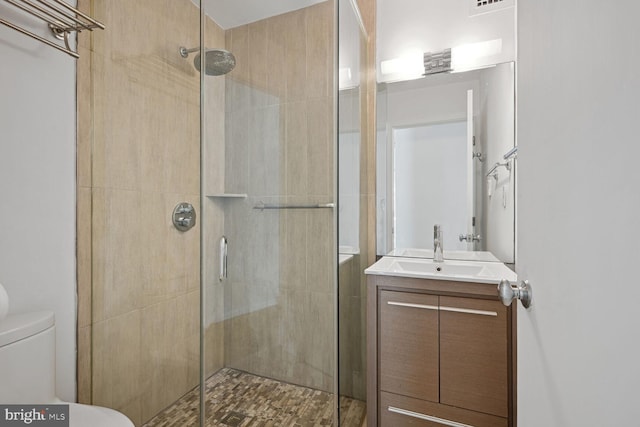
[477,0,503,6]
[469,0,514,16]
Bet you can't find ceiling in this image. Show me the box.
[200,0,328,29]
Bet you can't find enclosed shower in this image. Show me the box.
[76,0,371,425]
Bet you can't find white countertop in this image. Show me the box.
[365,256,517,285]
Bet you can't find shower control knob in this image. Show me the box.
[176,217,192,228]
[172,202,196,232]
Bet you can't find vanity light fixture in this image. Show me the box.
[379,38,504,81]
[380,52,424,80]
[451,39,503,72]
[422,40,501,75]
[381,49,454,78]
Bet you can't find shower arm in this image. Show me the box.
[179,46,200,58]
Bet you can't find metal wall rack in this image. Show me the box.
[0,0,104,58]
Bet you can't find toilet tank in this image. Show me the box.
[0,311,56,403]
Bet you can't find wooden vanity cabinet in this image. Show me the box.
[440,296,509,418]
[379,291,439,402]
[367,275,514,427]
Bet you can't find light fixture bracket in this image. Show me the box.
[423,49,452,75]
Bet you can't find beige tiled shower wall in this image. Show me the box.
[222,1,337,393]
[76,1,225,425]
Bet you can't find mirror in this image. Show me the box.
[376,62,515,264]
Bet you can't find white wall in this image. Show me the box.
[0,5,77,402]
[376,0,515,82]
[517,1,640,426]
[480,63,515,263]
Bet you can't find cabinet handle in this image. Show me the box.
[439,306,497,317]
[219,236,228,282]
[387,302,496,317]
[387,301,439,311]
[388,406,475,427]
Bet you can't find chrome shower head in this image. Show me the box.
[194,49,236,76]
[179,46,236,76]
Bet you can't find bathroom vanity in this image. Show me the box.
[366,256,517,427]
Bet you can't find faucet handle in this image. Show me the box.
[433,224,444,262]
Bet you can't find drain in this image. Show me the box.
[220,411,249,426]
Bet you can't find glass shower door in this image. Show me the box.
[199,1,339,425]
[84,1,203,426]
[337,0,369,425]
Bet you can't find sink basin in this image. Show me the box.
[365,256,516,284]
[387,248,501,262]
[393,260,484,276]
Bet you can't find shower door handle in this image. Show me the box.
[219,236,228,282]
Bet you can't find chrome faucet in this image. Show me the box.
[434,224,444,262]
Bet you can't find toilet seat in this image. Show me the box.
[69,403,134,427]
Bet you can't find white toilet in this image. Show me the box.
[0,311,134,427]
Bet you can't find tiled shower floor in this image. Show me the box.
[142,368,366,427]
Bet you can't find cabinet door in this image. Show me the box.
[380,391,508,427]
[439,296,508,417]
[379,291,439,402]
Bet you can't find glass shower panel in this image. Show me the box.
[337,0,368,425]
[200,1,338,425]
[85,0,203,426]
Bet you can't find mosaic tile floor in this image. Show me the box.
[142,368,366,427]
